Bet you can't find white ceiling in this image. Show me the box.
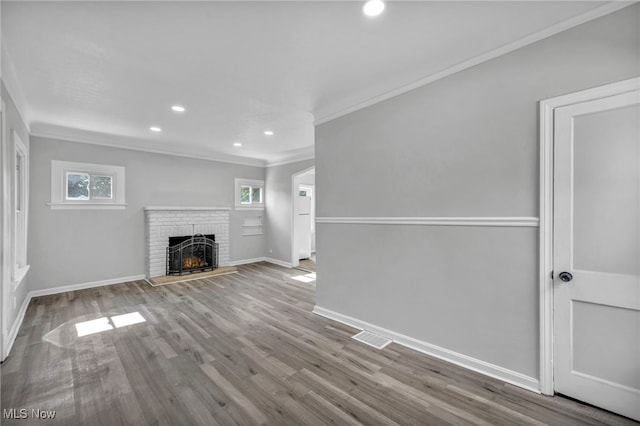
[1,1,621,166]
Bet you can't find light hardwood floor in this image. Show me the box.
[1,262,636,425]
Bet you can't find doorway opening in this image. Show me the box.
[291,167,315,271]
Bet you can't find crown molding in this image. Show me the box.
[265,145,314,167]
[30,124,269,167]
[30,123,315,168]
[314,1,634,125]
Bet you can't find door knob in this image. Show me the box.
[559,272,573,282]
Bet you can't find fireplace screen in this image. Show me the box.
[166,234,218,275]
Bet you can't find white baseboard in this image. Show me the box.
[227,257,268,266]
[29,274,147,298]
[228,257,293,268]
[264,257,293,268]
[3,292,31,361]
[312,305,541,393]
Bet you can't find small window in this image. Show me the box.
[235,178,264,210]
[66,172,113,200]
[91,175,113,199]
[240,185,251,204]
[50,161,126,209]
[251,187,263,204]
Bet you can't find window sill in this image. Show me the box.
[48,202,127,210]
[12,265,30,289]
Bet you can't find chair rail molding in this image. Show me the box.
[316,216,539,227]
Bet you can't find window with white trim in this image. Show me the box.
[13,131,29,286]
[235,178,264,210]
[50,161,126,209]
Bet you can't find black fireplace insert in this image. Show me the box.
[166,234,218,276]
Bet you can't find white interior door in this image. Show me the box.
[553,90,640,420]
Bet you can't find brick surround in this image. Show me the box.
[144,206,230,278]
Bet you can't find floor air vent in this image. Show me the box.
[352,330,392,350]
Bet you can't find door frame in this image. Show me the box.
[538,76,640,395]
[0,100,7,361]
[290,166,315,268]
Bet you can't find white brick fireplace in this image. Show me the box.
[144,206,230,279]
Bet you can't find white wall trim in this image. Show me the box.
[3,289,31,361]
[208,257,294,268]
[266,147,315,167]
[313,305,541,393]
[227,257,268,266]
[538,76,640,396]
[314,2,634,125]
[29,275,147,298]
[264,257,293,268]
[291,166,316,268]
[316,216,539,227]
[31,129,267,168]
[0,99,9,362]
[31,128,315,170]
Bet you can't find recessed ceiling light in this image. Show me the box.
[264,130,274,136]
[233,142,242,147]
[150,126,162,132]
[363,0,385,17]
[171,105,185,112]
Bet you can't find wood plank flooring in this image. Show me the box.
[296,258,316,273]
[1,262,636,425]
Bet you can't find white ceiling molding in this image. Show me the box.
[30,125,268,168]
[265,146,315,167]
[30,122,315,169]
[0,46,31,132]
[315,1,634,125]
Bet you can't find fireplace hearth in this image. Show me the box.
[166,234,218,276]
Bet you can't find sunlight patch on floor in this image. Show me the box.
[111,312,146,328]
[75,317,113,337]
[291,272,316,283]
[74,312,146,337]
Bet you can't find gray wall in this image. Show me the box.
[265,159,314,264]
[1,82,30,339]
[315,5,640,380]
[28,137,265,291]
